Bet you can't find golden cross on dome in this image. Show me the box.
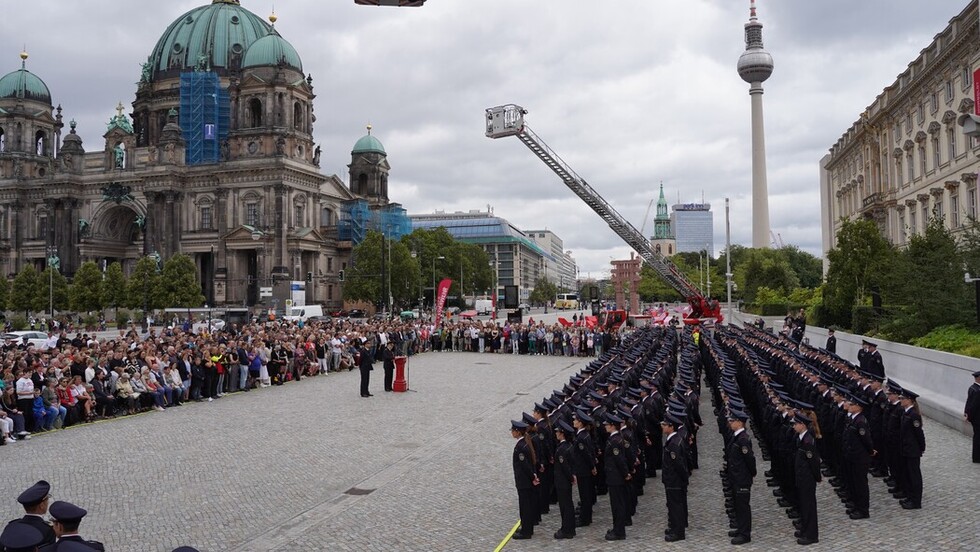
[116,102,125,119]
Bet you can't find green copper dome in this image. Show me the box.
[146,0,272,81]
[0,56,51,104]
[353,128,386,155]
[242,30,303,71]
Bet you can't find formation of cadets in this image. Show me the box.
[0,481,199,552]
[509,321,929,545]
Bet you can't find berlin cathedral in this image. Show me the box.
[0,0,396,308]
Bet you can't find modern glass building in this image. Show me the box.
[671,203,714,256]
[410,210,553,300]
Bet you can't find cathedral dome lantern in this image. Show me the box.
[0,51,51,105]
[349,125,390,205]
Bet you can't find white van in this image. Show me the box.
[285,305,323,322]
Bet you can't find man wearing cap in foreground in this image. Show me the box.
[661,411,689,542]
[842,394,874,520]
[7,481,55,546]
[602,414,629,541]
[510,420,538,540]
[571,411,596,528]
[725,409,756,545]
[858,341,885,380]
[552,420,576,539]
[792,412,821,545]
[38,501,104,551]
[0,522,44,552]
[898,390,925,509]
[965,371,980,463]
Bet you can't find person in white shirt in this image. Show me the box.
[15,371,36,430]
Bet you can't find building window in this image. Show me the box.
[948,128,958,159]
[905,112,913,132]
[916,103,924,124]
[247,98,263,128]
[968,184,977,220]
[945,80,954,102]
[935,196,944,222]
[320,207,332,226]
[909,209,916,236]
[293,102,304,132]
[246,202,259,226]
[930,92,939,113]
[921,203,929,227]
[893,124,900,143]
[951,194,959,227]
[898,211,906,244]
[919,147,926,175]
[907,151,914,181]
[962,66,972,91]
[932,136,941,168]
[896,158,904,186]
[0,127,4,152]
[37,215,47,240]
[200,206,212,230]
[327,257,333,272]
[328,284,334,300]
[294,204,305,227]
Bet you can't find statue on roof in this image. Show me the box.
[195,52,209,72]
[139,60,152,83]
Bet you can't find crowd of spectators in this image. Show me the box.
[0,312,614,443]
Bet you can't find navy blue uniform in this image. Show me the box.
[794,431,821,542]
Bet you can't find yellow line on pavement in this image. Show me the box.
[493,521,521,552]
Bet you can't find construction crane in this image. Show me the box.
[769,230,784,248]
[639,198,655,237]
[485,104,722,323]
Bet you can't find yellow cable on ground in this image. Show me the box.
[493,521,521,552]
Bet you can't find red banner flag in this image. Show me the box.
[434,278,453,326]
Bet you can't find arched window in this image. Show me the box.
[293,102,303,132]
[248,98,263,128]
[320,207,333,226]
[294,204,305,227]
[0,127,5,152]
[357,173,368,195]
[35,130,47,155]
[276,93,284,126]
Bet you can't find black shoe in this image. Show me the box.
[794,530,803,538]
[901,501,921,510]
[604,533,625,541]
[553,530,574,539]
[664,533,685,542]
[849,512,869,520]
[361,394,371,398]
[512,531,532,540]
[575,519,590,527]
[728,530,740,537]
[892,492,907,499]
[797,537,818,545]
[731,536,751,545]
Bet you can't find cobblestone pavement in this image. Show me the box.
[2,352,978,551]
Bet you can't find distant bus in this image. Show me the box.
[554,293,578,310]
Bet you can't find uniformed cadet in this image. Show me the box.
[825,328,836,354]
[725,409,756,545]
[7,481,55,547]
[531,404,555,518]
[602,414,629,541]
[965,370,980,463]
[792,412,821,545]
[661,411,689,542]
[571,411,596,528]
[0,522,44,552]
[552,421,576,539]
[842,394,874,519]
[38,501,104,551]
[898,391,925,509]
[510,420,538,540]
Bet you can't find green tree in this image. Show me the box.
[38,266,69,314]
[777,246,823,289]
[881,217,971,340]
[530,278,559,305]
[9,265,39,315]
[735,249,799,303]
[637,264,683,303]
[101,262,127,309]
[159,254,205,307]
[823,218,895,328]
[127,256,165,310]
[347,231,422,309]
[754,286,788,305]
[70,261,105,312]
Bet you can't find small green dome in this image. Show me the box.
[353,129,386,155]
[146,1,271,81]
[242,30,303,72]
[0,60,51,104]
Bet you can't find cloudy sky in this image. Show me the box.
[0,0,971,276]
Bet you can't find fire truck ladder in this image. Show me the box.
[485,104,717,319]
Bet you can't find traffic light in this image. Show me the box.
[306,271,313,282]
[338,269,345,282]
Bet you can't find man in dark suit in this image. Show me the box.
[552,421,576,539]
[661,412,689,542]
[571,412,596,528]
[7,480,56,546]
[793,412,821,545]
[382,342,396,392]
[842,394,875,519]
[825,328,836,354]
[602,414,629,541]
[0,522,44,552]
[965,370,980,463]
[39,500,104,551]
[358,340,374,397]
[725,409,756,545]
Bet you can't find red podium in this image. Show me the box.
[393,356,408,392]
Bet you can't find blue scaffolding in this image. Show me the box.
[338,200,412,244]
[179,72,229,165]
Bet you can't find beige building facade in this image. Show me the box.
[821,1,980,268]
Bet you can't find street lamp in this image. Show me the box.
[967,272,980,325]
[432,255,445,310]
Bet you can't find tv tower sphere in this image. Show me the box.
[737,1,773,84]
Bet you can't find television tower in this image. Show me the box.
[737,0,774,249]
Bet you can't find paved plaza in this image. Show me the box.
[2,350,978,551]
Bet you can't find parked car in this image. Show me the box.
[347,309,367,319]
[306,315,333,324]
[329,309,348,317]
[2,331,49,350]
[518,303,531,310]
